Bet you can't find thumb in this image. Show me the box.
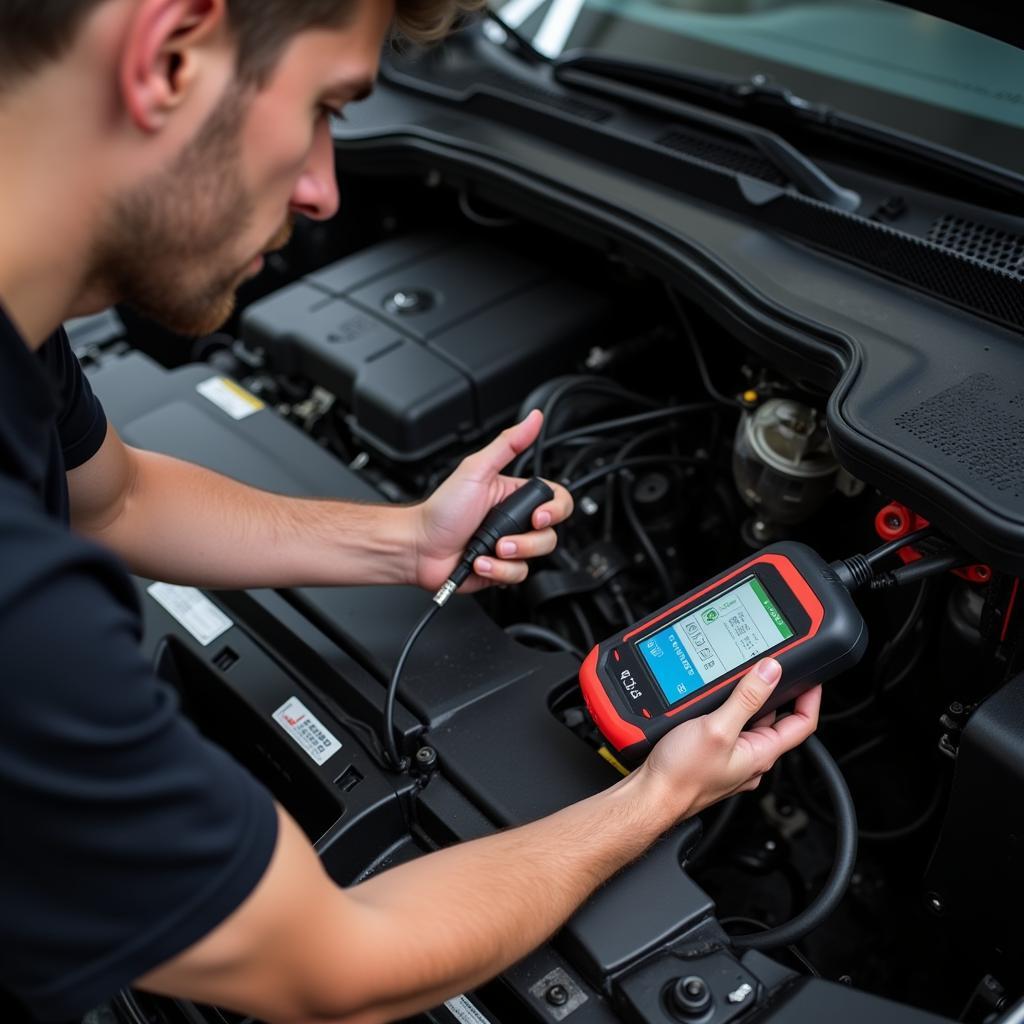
[707,658,782,740]
[469,410,544,478]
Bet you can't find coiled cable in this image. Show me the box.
[732,735,857,951]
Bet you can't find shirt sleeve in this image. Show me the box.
[0,491,278,1022]
[40,327,109,470]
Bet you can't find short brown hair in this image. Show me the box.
[0,0,483,89]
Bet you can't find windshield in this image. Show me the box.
[490,0,1024,175]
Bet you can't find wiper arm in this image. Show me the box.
[552,51,1024,203]
[553,55,861,212]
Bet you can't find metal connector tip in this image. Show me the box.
[433,579,458,606]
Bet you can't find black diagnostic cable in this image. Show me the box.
[829,527,970,593]
[869,548,968,590]
[731,735,857,951]
[864,525,933,568]
[382,478,555,771]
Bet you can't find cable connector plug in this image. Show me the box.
[830,554,873,593]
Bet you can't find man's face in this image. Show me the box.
[91,1,393,337]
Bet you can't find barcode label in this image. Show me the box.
[443,996,493,1024]
[272,697,341,766]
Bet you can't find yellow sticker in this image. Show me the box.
[196,376,264,420]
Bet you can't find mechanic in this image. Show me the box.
[0,2,823,1022]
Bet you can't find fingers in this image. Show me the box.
[706,658,782,741]
[531,479,574,530]
[494,528,557,562]
[737,684,821,776]
[466,411,544,478]
[760,685,821,751]
[473,555,529,586]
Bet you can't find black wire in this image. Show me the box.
[610,423,677,551]
[609,579,637,625]
[515,402,716,477]
[562,437,620,481]
[529,378,661,478]
[568,599,596,651]
[688,794,742,867]
[568,455,703,494]
[665,289,746,410]
[602,426,676,540]
[505,623,585,660]
[620,470,675,602]
[383,603,440,770]
[864,526,934,568]
[821,580,929,724]
[790,741,944,844]
[858,783,945,843]
[718,917,821,977]
[733,735,857,951]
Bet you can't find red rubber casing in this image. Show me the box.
[580,542,867,764]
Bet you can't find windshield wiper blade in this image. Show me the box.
[552,57,861,212]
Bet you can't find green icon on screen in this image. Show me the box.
[702,609,719,625]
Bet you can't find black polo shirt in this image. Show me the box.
[0,307,278,1022]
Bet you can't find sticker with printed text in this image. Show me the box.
[147,583,233,647]
[272,697,342,766]
[443,996,494,1024]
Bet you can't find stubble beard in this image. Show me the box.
[90,89,266,337]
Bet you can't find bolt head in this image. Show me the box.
[414,746,437,768]
[545,984,569,1007]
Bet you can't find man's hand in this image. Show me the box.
[638,658,822,823]
[413,410,573,593]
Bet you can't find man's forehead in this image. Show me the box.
[274,9,392,96]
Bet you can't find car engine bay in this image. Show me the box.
[82,154,1024,1024]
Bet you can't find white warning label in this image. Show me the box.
[147,583,233,647]
[272,697,341,766]
[196,376,264,420]
[443,996,493,1024]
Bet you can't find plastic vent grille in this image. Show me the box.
[656,127,787,185]
[895,374,1024,499]
[927,215,1024,277]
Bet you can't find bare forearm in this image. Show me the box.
[83,449,417,589]
[311,772,682,1023]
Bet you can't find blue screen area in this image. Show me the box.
[637,576,794,705]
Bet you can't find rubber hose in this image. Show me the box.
[732,735,857,951]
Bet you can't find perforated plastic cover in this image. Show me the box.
[927,215,1024,278]
[895,374,1024,501]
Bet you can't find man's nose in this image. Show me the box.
[289,120,340,221]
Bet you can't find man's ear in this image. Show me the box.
[119,0,229,133]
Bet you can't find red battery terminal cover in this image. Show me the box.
[874,502,991,584]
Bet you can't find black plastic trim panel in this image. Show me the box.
[331,84,1024,573]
